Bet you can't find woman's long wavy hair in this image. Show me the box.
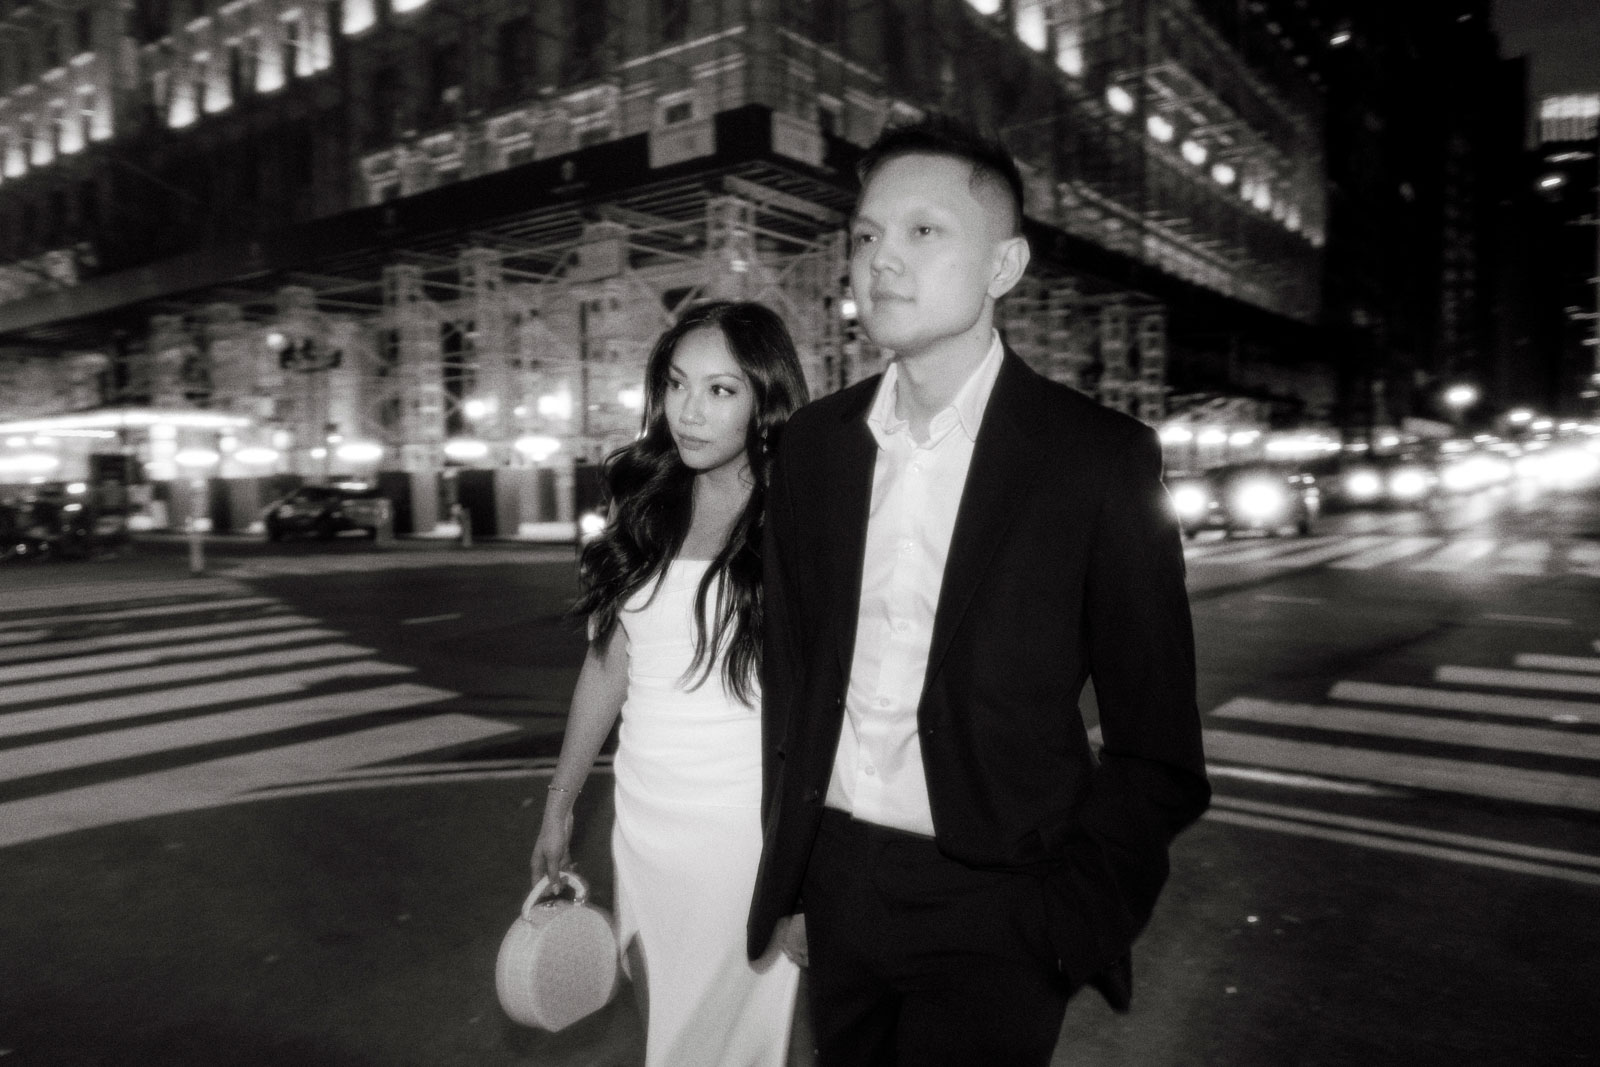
[572,301,809,705]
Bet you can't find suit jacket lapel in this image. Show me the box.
[924,350,1049,685]
[828,382,879,676]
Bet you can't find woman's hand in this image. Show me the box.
[777,913,808,968]
[529,800,574,890]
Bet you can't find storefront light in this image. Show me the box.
[1146,115,1174,142]
[1181,140,1207,166]
[335,441,384,463]
[0,454,60,475]
[234,447,281,465]
[1198,428,1229,446]
[444,438,490,461]
[538,391,574,420]
[174,449,221,468]
[1107,86,1135,115]
[617,386,645,412]
[1211,162,1236,186]
[514,435,562,462]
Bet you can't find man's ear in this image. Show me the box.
[987,235,1031,300]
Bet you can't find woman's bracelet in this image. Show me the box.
[547,784,579,796]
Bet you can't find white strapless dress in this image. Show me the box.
[612,559,799,1067]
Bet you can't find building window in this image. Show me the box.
[494,17,531,99]
[658,0,689,43]
[282,14,305,80]
[45,22,63,69]
[428,41,462,114]
[75,9,94,55]
[563,0,608,84]
[370,65,401,142]
[228,37,257,102]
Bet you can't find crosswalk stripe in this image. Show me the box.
[0,644,374,706]
[1211,794,1600,870]
[0,712,515,849]
[1257,534,1387,567]
[0,596,281,632]
[1409,539,1498,572]
[0,627,342,684]
[0,682,456,783]
[1435,665,1600,696]
[1567,542,1600,577]
[0,580,249,615]
[1204,729,1600,811]
[0,630,48,646]
[0,615,316,666]
[1187,536,1334,565]
[1514,653,1600,675]
[1494,541,1552,576]
[1329,536,1441,570]
[1328,680,1600,725]
[0,660,415,740]
[1206,806,1600,888]
[1211,696,1600,761]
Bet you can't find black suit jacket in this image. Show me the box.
[747,348,1210,1009]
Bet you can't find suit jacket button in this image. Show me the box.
[803,789,821,804]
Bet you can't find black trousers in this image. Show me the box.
[801,809,1073,1067]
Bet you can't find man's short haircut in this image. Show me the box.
[857,115,1026,236]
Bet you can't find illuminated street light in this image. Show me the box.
[1211,162,1237,186]
[1146,115,1174,142]
[335,441,384,463]
[1444,384,1479,426]
[514,435,562,462]
[1106,86,1135,115]
[1539,174,1566,191]
[174,448,221,468]
[1330,28,1352,47]
[1181,140,1207,166]
[617,385,645,412]
[1508,409,1534,426]
[443,438,490,461]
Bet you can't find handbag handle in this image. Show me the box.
[525,871,590,915]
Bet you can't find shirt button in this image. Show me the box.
[899,540,912,554]
[863,764,877,777]
[892,619,909,633]
[876,697,891,709]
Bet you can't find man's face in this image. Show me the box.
[848,153,1013,357]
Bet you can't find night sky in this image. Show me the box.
[1492,0,1600,99]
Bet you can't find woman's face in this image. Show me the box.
[663,327,755,477]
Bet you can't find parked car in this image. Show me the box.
[263,485,392,541]
[0,487,98,561]
[1168,463,1320,539]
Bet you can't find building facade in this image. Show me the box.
[0,0,1327,523]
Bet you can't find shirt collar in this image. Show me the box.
[867,330,1005,448]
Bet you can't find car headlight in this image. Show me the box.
[1344,470,1382,500]
[1234,481,1287,521]
[1170,485,1210,520]
[1388,468,1430,499]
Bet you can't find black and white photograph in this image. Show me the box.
[1,1,1597,1064]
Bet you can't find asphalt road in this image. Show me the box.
[1,481,1597,1065]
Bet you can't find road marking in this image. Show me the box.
[1493,541,1553,576]
[1329,536,1440,570]
[402,613,462,625]
[1211,696,1600,761]
[1203,730,1600,811]
[1329,680,1600,726]
[1258,535,1386,568]
[0,615,318,665]
[1211,795,1600,870]
[1409,539,1498,572]
[0,644,376,706]
[1204,764,1395,795]
[1515,653,1600,674]
[1206,806,1600,888]
[0,630,48,646]
[1567,542,1600,578]
[0,580,250,615]
[1255,594,1326,605]
[0,683,455,783]
[1481,613,1572,626]
[1191,537,1335,565]
[0,713,517,849]
[0,596,281,632]
[1435,665,1600,696]
[0,628,341,684]
[0,661,415,740]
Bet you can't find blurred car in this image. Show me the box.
[1169,463,1320,539]
[0,487,98,561]
[1436,450,1514,494]
[263,484,392,541]
[1315,453,1441,510]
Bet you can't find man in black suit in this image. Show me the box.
[749,118,1211,1066]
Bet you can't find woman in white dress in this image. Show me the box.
[531,301,811,1066]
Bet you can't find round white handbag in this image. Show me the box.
[494,872,620,1032]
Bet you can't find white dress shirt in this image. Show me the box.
[826,331,1005,835]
